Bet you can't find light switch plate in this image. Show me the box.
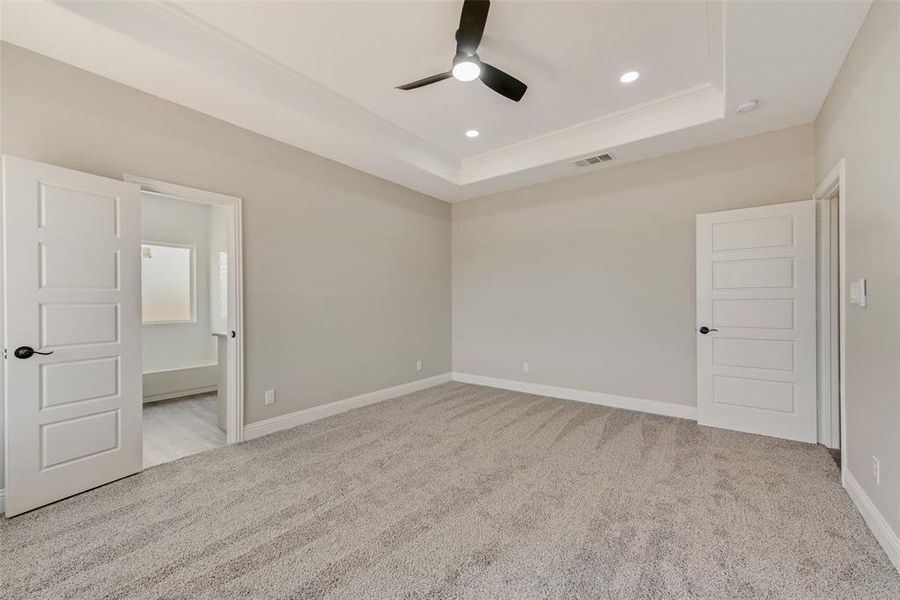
[264,389,276,406]
[849,278,867,307]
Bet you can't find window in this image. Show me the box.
[141,242,195,323]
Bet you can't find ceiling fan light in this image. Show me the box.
[452,60,481,82]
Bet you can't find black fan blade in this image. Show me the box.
[455,0,490,55]
[480,62,527,101]
[396,72,453,90]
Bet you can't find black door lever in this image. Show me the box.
[698,326,719,335]
[14,346,54,359]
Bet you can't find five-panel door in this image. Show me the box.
[3,156,142,516]
[696,200,817,443]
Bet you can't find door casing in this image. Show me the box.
[815,159,847,484]
[124,175,245,445]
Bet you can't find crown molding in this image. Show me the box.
[459,84,724,184]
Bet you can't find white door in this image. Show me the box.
[3,156,142,516]
[696,200,816,443]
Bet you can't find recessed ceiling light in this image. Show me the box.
[465,129,480,138]
[735,99,759,113]
[452,60,481,82]
[619,71,640,84]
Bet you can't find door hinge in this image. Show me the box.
[3,348,6,359]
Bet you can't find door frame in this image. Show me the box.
[125,175,245,444]
[814,159,846,482]
[1,165,5,515]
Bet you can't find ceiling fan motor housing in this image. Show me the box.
[395,0,527,102]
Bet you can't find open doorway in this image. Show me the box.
[815,159,845,468]
[127,176,244,468]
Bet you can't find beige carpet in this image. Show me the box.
[2,382,899,599]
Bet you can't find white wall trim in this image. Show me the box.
[815,158,847,483]
[815,194,840,449]
[142,362,219,403]
[125,175,245,444]
[242,373,452,441]
[844,470,900,573]
[143,386,217,404]
[451,373,698,421]
[459,84,724,184]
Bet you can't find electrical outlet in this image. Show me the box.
[416,360,423,372]
[873,456,881,485]
[264,389,276,406]
[523,361,530,374]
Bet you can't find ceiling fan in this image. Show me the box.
[396,0,527,102]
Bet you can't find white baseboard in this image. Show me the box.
[844,469,900,573]
[143,385,218,404]
[143,363,218,403]
[0,488,5,516]
[243,373,452,441]
[451,372,697,421]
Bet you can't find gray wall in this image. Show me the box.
[814,1,900,534]
[141,193,217,373]
[0,42,452,448]
[453,125,815,407]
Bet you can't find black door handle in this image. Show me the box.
[698,326,719,335]
[13,346,54,359]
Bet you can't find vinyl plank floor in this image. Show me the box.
[142,393,226,468]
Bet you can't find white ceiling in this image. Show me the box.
[1,1,870,202]
[178,1,713,158]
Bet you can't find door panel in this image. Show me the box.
[41,357,120,408]
[4,156,142,517]
[712,338,794,371]
[711,215,794,250]
[712,298,794,329]
[39,183,120,234]
[41,410,120,469]
[40,244,119,290]
[697,200,816,442]
[40,303,120,347]
[713,376,795,413]
[712,258,794,289]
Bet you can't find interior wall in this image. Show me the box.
[453,125,815,408]
[0,41,452,486]
[814,1,900,535]
[141,193,217,374]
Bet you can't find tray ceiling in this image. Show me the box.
[1,1,870,201]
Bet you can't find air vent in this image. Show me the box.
[574,153,614,167]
